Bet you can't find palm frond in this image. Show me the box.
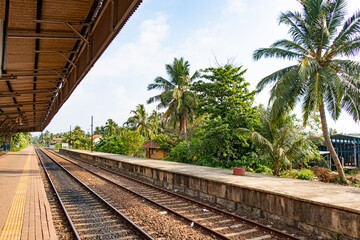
[147,77,174,91]
[256,65,298,91]
[329,10,360,55]
[270,39,308,55]
[253,47,302,61]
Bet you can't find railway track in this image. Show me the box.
[41,148,303,240]
[35,147,153,240]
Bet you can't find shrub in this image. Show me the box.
[295,169,315,180]
[281,169,315,180]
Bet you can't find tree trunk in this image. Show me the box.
[182,117,192,155]
[319,102,347,181]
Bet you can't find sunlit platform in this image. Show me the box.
[0,146,57,240]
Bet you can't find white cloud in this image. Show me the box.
[89,12,171,80]
[140,14,169,47]
[222,0,246,15]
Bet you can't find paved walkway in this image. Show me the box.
[67,149,360,213]
[0,146,57,240]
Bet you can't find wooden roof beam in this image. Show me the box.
[0,89,54,97]
[2,72,63,77]
[0,110,47,116]
[7,32,81,40]
[33,19,91,26]
[0,101,49,108]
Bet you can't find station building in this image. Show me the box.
[320,134,360,168]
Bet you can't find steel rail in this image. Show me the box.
[42,148,230,240]
[50,149,302,240]
[38,148,154,240]
[35,148,81,240]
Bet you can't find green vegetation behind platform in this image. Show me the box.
[35,0,360,187]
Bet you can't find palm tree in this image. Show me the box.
[242,107,319,176]
[104,119,119,136]
[94,126,105,135]
[147,57,199,150]
[253,0,360,180]
[125,104,155,139]
[148,110,164,135]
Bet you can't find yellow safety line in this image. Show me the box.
[0,149,32,240]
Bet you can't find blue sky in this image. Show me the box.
[39,0,360,135]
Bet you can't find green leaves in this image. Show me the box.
[245,107,319,175]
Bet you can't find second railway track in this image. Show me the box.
[40,148,304,240]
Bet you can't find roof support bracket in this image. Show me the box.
[65,22,89,45]
[57,51,77,68]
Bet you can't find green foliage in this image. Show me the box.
[193,64,257,127]
[104,119,120,136]
[344,168,359,175]
[61,126,91,150]
[55,143,61,149]
[121,131,145,157]
[125,104,162,139]
[147,57,199,150]
[10,132,31,151]
[191,64,258,162]
[242,107,320,176]
[239,152,273,175]
[39,130,53,146]
[152,134,176,153]
[281,169,315,180]
[253,0,360,180]
[94,135,126,154]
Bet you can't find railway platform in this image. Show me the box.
[0,146,57,240]
[60,148,360,240]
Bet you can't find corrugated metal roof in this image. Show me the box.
[0,0,142,132]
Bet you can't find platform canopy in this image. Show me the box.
[0,0,142,132]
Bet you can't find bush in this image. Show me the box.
[121,131,144,157]
[281,169,315,180]
[94,135,126,154]
[344,168,359,175]
[55,143,61,149]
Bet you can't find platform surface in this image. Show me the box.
[0,146,57,240]
[66,149,360,213]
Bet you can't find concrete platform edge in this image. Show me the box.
[60,148,360,240]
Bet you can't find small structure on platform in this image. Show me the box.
[52,137,62,144]
[320,134,360,168]
[142,140,168,159]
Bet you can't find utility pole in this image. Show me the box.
[69,125,72,149]
[91,115,93,152]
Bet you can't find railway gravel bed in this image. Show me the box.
[43,148,308,240]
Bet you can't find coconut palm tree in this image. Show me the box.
[253,0,360,180]
[242,107,319,176]
[104,119,119,136]
[147,57,199,151]
[148,110,164,135]
[125,104,155,139]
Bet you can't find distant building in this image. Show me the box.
[92,134,102,144]
[320,134,360,168]
[52,137,62,144]
[142,140,168,159]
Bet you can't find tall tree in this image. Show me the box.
[94,126,105,135]
[192,64,258,161]
[253,0,360,180]
[104,119,119,136]
[147,57,199,151]
[124,104,155,139]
